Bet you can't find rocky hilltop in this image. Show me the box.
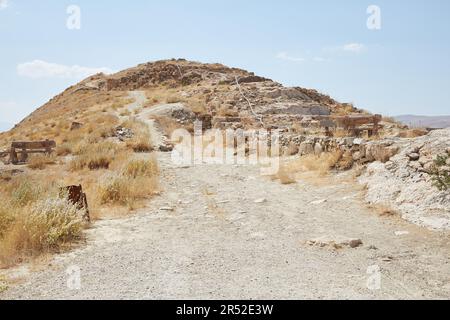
[7,59,360,140]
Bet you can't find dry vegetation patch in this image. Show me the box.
[98,157,159,208]
[273,150,350,183]
[0,178,85,267]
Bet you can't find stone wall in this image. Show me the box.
[280,134,401,165]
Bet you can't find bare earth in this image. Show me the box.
[1,91,449,300]
[1,150,449,300]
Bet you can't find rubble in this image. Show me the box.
[306,236,363,249]
[359,128,450,230]
[114,126,134,141]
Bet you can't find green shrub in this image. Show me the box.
[430,152,450,191]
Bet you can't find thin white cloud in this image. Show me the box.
[276,52,305,63]
[313,57,330,62]
[342,43,366,53]
[17,60,114,79]
[0,0,8,10]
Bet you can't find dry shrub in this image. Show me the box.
[0,197,84,267]
[0,202,15,239]
[122,158,159,179]
[56,143,72,156]
[97,158,159,208]
[70,141,119,171]
[151,115,181,136]
[27,154,56,170]
[278,150,346,179]
[0,177,85,267]
[7,178,46,207]
[121,119,153,152]
[126,133,153,153]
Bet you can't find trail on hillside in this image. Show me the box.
[123,91,166,150]
[1,93,449,300]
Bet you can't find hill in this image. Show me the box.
[0,59,360,147]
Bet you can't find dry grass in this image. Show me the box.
[122,158,159,179]
[97,157,159,208]
[150,115,183,136]
[126,134,153,153]
[0,89,164,268]
[273,150,347,183]
[70,141,119,171]
[0,178,85,268]
[121,118,154,152]
[0,91,126,145]
[27,154,56,170]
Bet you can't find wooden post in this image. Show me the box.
[19,149,28,163]
[10,148,18,165]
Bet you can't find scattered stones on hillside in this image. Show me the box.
[114,126,134,141]
[70,121,83,131]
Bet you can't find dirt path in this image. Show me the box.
[1,94,449,300]
[123,91,166,150]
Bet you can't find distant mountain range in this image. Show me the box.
[394,115,450,129]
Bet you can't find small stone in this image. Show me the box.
[394,231,410,236]
[348,239,363,248]
[310,199,327,205]
[407,153,420,161]
[254,198,267,204]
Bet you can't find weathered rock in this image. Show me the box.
[359,128,450,231]
[115,126,134,141]
[407,153,420,161]
[70,122,83,131]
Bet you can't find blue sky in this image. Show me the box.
[1,0,449,129]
